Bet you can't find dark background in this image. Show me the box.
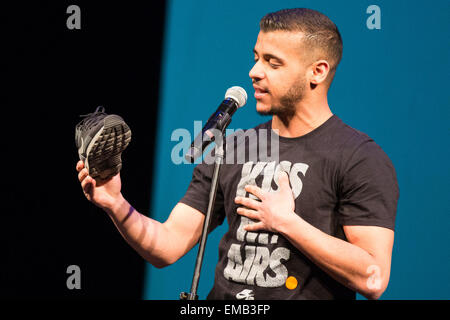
[2,1,166,298]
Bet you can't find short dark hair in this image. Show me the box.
[260,8,343,80]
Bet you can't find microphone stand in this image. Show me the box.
[180,123,228,301]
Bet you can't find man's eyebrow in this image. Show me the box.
[253,49,284,63]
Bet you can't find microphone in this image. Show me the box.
[185,86,247,163]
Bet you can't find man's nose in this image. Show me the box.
[249,62,264,81]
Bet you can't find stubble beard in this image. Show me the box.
[257,75,306,119]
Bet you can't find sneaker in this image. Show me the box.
[75,106,131,182]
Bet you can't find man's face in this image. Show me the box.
[249,31,311,117]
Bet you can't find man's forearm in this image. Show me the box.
[278,214,384,299]
[104,195,174,268]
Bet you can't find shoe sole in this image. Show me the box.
[84,115,131,182]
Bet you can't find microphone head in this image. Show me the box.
[225,86,247,108]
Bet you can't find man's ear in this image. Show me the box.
[309,60,330,85]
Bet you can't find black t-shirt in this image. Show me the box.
[180,115,399,300]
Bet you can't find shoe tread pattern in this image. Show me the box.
[87,115,131,182]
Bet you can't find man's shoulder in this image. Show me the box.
[332,116,373,147]
[333,117,394,169]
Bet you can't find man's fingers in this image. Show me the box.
[81,176,91,191]
[244,221,266,232]
[76,160,84,172]
[278,171,292,193]
[235,196,261,210]
[78,168,89,183]
[236,207,259,220]
[244,184,264,200]
[81,176,95,196]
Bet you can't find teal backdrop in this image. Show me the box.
[143,0,450,299]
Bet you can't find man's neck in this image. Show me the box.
[271,96,333,138]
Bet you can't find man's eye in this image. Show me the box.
[269,62,280,68]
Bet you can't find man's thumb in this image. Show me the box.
[279,171,291,190]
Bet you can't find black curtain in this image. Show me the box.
[2,1,166,298]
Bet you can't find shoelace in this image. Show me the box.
[77,106,107,130]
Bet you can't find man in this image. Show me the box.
[76,8,399,300]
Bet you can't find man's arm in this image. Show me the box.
[76,161,204,268]
[279,218,393,300]
[235,171,394,300]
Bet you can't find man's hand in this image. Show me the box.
[76,160,123,211]
[234,171,296,232]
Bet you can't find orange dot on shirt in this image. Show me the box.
[285,276,298,290]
